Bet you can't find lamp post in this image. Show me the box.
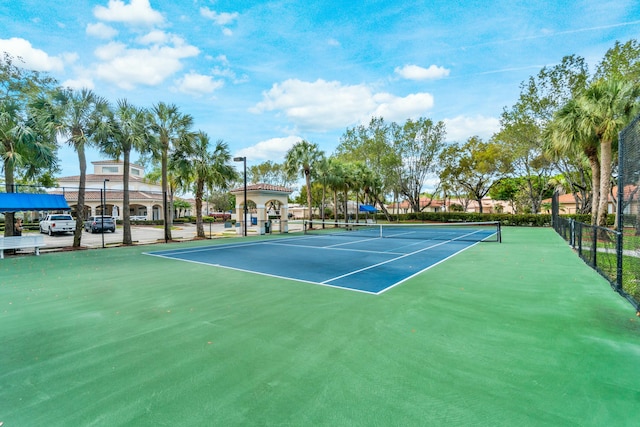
[233,156,247,237]
[102,179,109,248]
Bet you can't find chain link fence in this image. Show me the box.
[552,115,640,313]
[617,114,640,311]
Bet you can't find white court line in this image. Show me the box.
[376,240,484,295]
[321,229,489,285]
[144,250,380,295]
[263,241,406,256]
[321,239,453,284]
[142,234,326,257]
[144,229,496,295]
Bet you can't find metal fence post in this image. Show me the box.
[592,225,598,268]
[570,218,575,247]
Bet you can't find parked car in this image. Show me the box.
[84,216,116,233]
[39,214,76,236]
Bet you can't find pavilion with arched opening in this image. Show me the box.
[230,183,293,235]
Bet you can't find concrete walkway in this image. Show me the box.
[27,221,304,252]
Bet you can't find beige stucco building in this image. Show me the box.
[54,160,168,221]
[230,183,293,235]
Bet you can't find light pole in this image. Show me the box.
[102,179,109,248]
[233,156,247,237]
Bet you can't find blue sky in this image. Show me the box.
[1,0,639,178]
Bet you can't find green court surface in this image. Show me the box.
[1,227,639,426]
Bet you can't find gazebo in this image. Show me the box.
[230,183,293,235]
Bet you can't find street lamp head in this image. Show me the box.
[233,157,246,162]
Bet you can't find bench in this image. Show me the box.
[0,235,46,259]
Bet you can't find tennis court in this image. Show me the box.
[145,221,501,294]
[2,227,640,426]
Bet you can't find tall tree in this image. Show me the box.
[579,79,640,228]
[499,55,589,214]
[172,132,236,238]
[594,39,640,82]
[248,161,292,187]
[440,136,507,213]
[148,102,194,241]
[392,117,446,213]
[339,161,358,221]
[546,99,600,222]
[52,88,111,247]
[98,99,148,244]
[324,157,346,222]
[494,114,554,214]
[0,54,58,236]
[313,156,331,221]
[284,140,324,224]
[335,117,401,217]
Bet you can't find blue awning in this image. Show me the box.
[359,204,377,213]
[0,193,70,212]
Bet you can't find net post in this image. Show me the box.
[497,221,501,243]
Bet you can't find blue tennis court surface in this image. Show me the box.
[145,228,497,294]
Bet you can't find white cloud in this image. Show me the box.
[93,40,200,89]
[443,115,501,141]
[395,64,450,80]
[200,7,239,25]
[61,52,79,65]
[0,37,66,72]
[94,41,127,60]
[173,72,223,96]
[61,77,95,90]
[215,55,230,66]
[252,79,434,132]
[86,22,118,39]
[94,0,164,26]
[222,28,233,37]
[137,30,169,45]
[235,136,301,161]
[370,92,435,123]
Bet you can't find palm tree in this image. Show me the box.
[1,55,58,236]
[579,79,640,228]
[172,132,236,238]
[324,157,345,223]
[99,99,148,244]
[547,98,601,224]
[284,140,324,225]
[53,88,111,247]
[313,156,331,221]
[147,102,194,241]
[341,162,358,222]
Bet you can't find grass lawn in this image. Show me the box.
[1,227,640,426]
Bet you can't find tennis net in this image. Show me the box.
[303,220,501,243]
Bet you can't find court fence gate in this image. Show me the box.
[552,114,640,314]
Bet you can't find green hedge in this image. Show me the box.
[374,212,616,227]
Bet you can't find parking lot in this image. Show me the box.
[38,223,206,250]
[34,220,304,251]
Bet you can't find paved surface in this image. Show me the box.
[31,221,305,251]
[28,223,228,251]
[4,227,640,426]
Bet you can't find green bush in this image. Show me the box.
[372,212,619,227]
[375,212,553,226]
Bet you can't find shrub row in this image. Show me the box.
[373,211,616,227]
[0,213,616,231]
[371,212,548,226]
